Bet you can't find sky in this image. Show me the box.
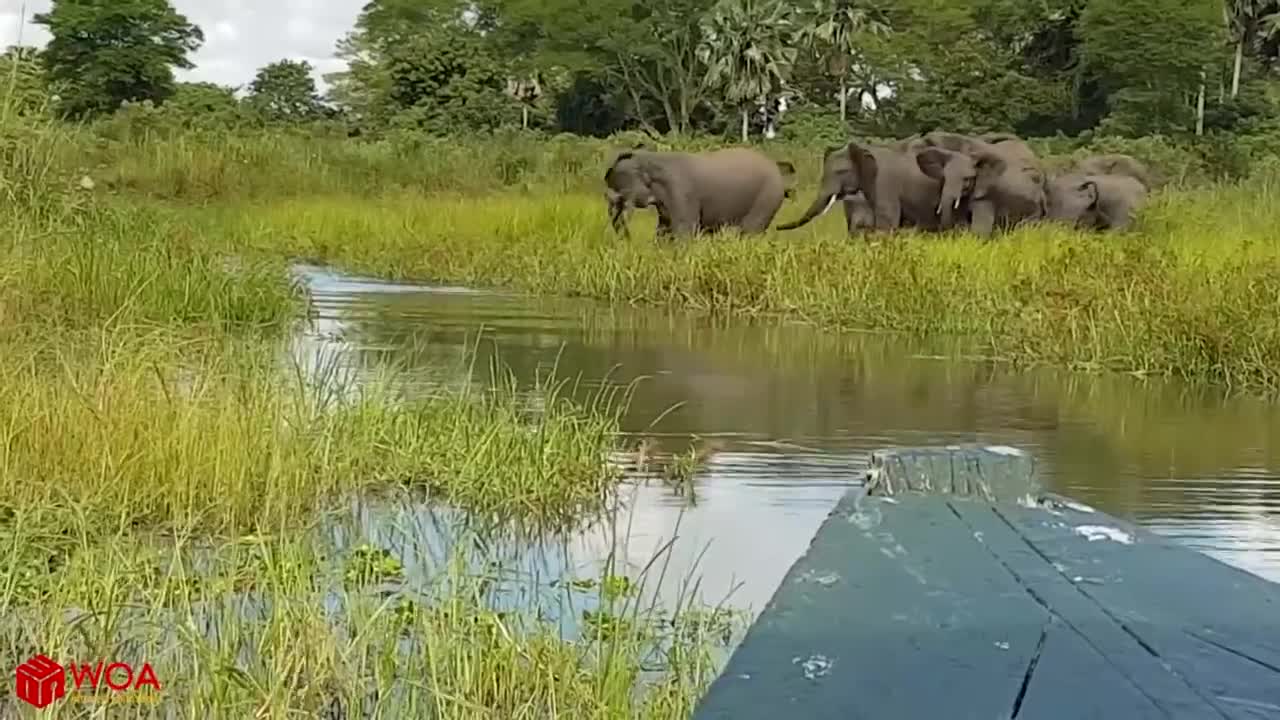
[0,0,365,91]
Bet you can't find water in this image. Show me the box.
[288,264,1280,623]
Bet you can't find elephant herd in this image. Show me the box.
[603,130,1152,241]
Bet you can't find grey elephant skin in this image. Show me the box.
[776,142,945,234]
[1072,153,1156,189]
[603,147,793,239]
[1044,172,1148,231]
[910,131,1047,238]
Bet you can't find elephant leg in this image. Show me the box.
[655,213,673,239]
[1108,210,1133,231]
[668,207,700,237]
[870,195,902,234]
[970,200,996,238]
[843,195,874,236]
[739,191,784,235]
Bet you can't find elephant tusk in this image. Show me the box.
[953,196,962,209]
[818,194,837,218]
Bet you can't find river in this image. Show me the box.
[287,264,1280,626]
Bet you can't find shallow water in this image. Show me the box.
[289,264,1280,621]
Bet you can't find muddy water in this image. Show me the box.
[289,264,1280,623]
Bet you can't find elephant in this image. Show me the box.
[909,131,1047,237]
[1072,153,1155,189]
[603,147,794,239]
[776,141,946,234]
[1044,172,1148,231]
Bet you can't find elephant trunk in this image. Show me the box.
[776,186,839,230]
[606,190,631,239]
[935,177,966,229]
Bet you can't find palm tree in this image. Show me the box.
[794,0,889,123]
[697,0,799,142]
[1259,3,1280,54]
[1225,0,1280,97]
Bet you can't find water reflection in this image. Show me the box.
[287,264,1280,616]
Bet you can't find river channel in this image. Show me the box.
[287,264,1280,625]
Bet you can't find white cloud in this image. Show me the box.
[0,0,365,91]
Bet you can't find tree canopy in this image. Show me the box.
[33,0,204,118]
[20,0,1280,140]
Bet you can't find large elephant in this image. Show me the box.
[1044,172,1148,231]
[910,131,1047,237]
[1072,153,1155,189]
[776,142,945,234]
[603,147,793,239]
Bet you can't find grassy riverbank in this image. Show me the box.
[2,119,737,716]
[5,111,1280,713]
[187,179,1280,394]
[0,330,731,718]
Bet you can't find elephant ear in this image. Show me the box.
[1077,178,1100,208]
[914,147,954,181]
[632,152,669,187]
[823,144,848,163]
[848,143,878,188]
[972,151,1007,199]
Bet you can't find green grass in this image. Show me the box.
[180,179,1280,395]
[0,326,628,538]
[0,326,741,718]
[6,108,1280,716]
[1,108,736,716]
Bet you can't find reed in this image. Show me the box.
[186,178,1280,395]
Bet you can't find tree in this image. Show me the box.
[326,0,502,131]
[1078,0,1225,136]
[33,0,204,118]
[382,33,522,134]
[247,60,324,123]
[1224,0,1280,98]
[698,0,800,141]
[161,81,249,129]
[794,0,890,123]
[0,46,50,117]
[604,0,718,134]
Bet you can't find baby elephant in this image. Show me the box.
[1073,153,1157,189]
[1044,172,1148,232]
[604,146,794,239]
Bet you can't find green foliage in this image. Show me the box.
[1,46,52,118]
[384,34,522,134]
[15,0,1280,143]
[1079,0,1225,135]
[699,0,800,113]
[33,0,204,118]
[246,59,325,123]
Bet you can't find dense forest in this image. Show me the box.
[6,0,1280,145]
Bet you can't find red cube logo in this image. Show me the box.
[15,654,65,708]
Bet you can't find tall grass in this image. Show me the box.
[0,523,737,718]
[189,180,1280,394]
[0,327,740,717]
[0,327,626,539]
[53,123,1245,203]
[2,106,734,716]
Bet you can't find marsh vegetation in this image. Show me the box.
[7,0,1280,714]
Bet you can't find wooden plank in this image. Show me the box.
[1016,620,1169,720]
[996,498,1280,719]
[693,440,1280,720]
[692,493,1052,720]
[948,499,1222,719]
